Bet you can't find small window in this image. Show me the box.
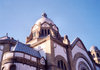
[93,54,95,58]
[10,65,16,70]
[45,29,47,36]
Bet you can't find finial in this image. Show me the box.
[42,13,47,18]
[64,35,68,39]
[6,33,8,37]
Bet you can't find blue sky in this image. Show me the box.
[0,0,100,50]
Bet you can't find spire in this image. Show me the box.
[42,13,47,18]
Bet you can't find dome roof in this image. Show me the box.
[35,13,54,25]
[90,46,98,51]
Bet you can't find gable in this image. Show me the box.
[41,23,50,27]
[71,37,87,51]
[71,37,95,70]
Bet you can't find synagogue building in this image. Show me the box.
[0,13,100,70]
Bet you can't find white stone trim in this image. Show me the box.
[24,54,30,60]
[54,43,67,62]
[15,63,36,70]
[15,52,24,57]
[31,57,36,62]
[72,45,93,68]
[0,45,4,50]
[3,52,14,60]
[76,58,91,70]
[0,50,2,61]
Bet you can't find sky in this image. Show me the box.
[0,0,100,50]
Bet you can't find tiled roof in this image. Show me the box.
[12,42,41,58]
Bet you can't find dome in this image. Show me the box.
[35,13,54,25]
[32,13,59,32]
[90,46,98,51]
[26,13,62,43]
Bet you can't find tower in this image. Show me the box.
[26,13,70,70]
[90,46,100,64]
[26,13,62,44]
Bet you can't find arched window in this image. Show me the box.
[10,65,16,70]
[57,60,67,70]
[41,29,50,36]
